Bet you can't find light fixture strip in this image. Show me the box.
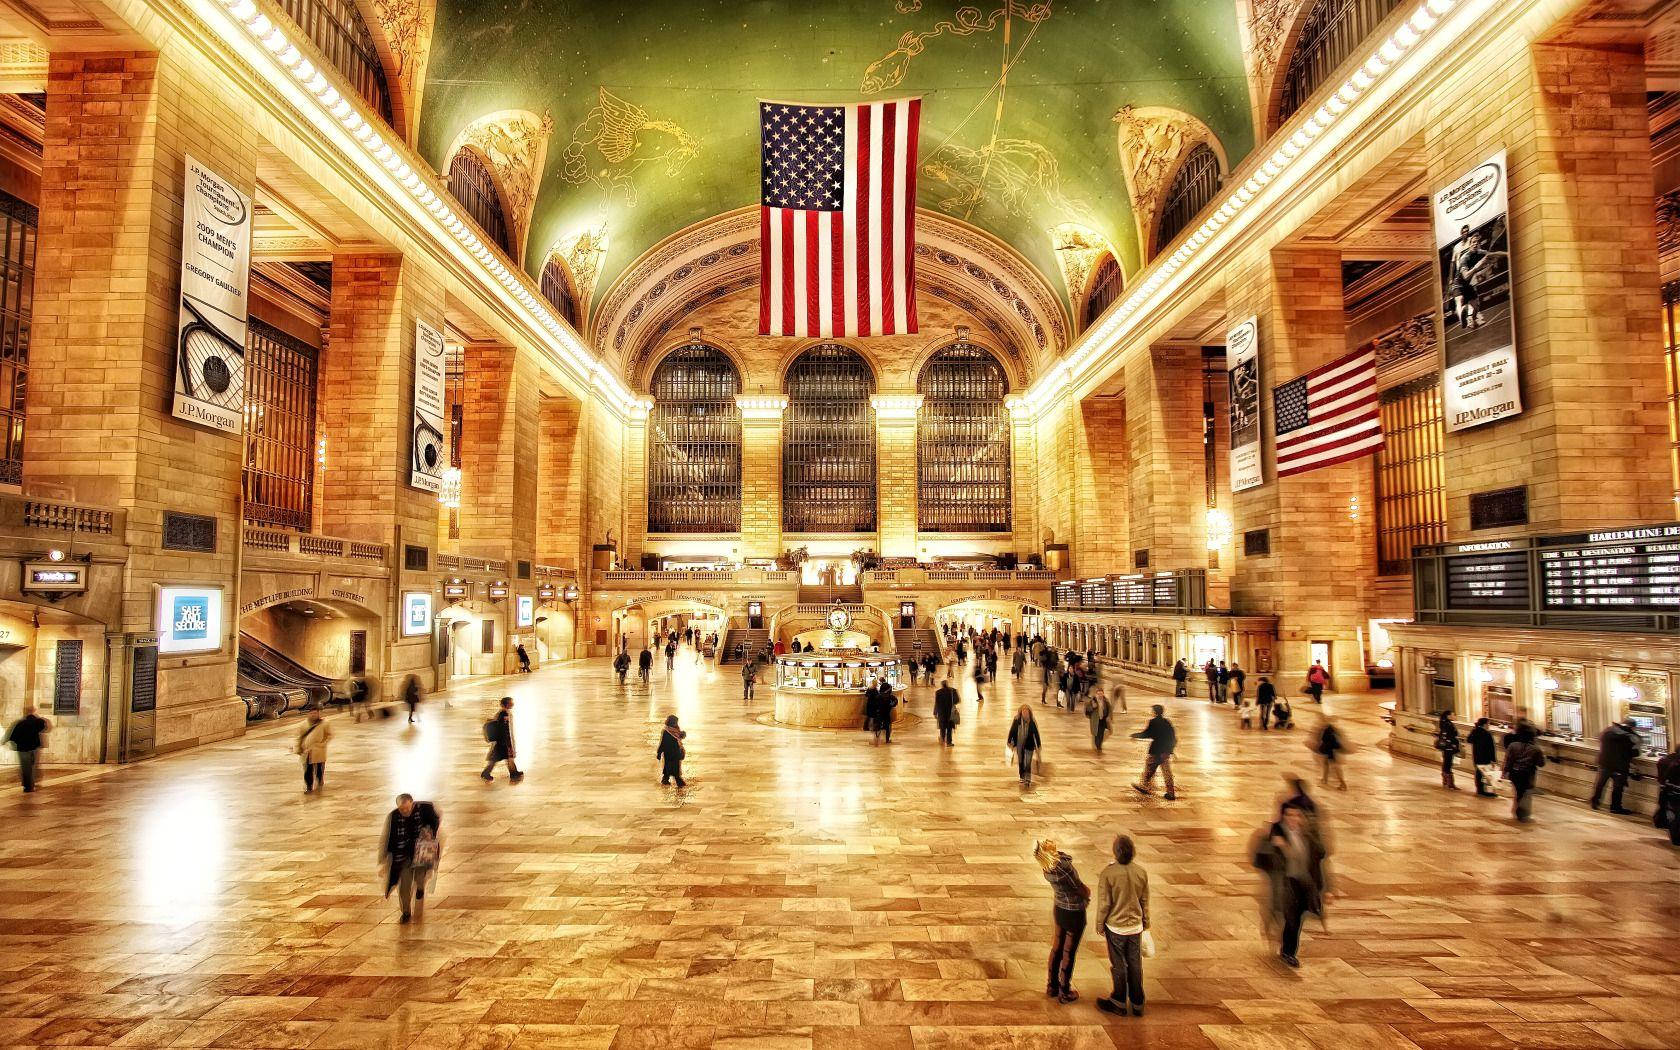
[203,0,640,415]
[1023,0,1482,415]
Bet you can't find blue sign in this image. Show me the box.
[172,595,209,639]
[402,592,433,637]
[156,586,223,654]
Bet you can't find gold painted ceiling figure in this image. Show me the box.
[560,87,699,208]
[922,138,1081,224]
[862,0,1053,94]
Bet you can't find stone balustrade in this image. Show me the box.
[242,526,388,565]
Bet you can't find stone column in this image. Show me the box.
[27,50,258,755]
[621,405,649,566]
[1125,343,1208,570]
[458,343,540,568]
[1006,398,1039,561]
[1074,394,1130,575]
[736,395,787,561]
[536,394,585,570]
[872,394,922,559]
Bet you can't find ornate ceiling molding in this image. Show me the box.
[361,0,436,140]
[593,206,1068,389]
[1112,105,1226,264]
[446,109,554,261]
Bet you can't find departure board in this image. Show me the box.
[1538,524,1680,610]
[1110,575,1153,608]
[1444,544,1531,609]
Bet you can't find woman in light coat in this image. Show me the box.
[296,712,331,792]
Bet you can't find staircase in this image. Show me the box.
[893,628,942,662]
[720,628,769,663]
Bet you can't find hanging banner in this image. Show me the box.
[1433,149,1520,432]
[172,157,252,434]
[410,320,447,492]
[1227,315,1263,492]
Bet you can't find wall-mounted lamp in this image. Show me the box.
[1612,683,1642,703]
[1538,676,1560,692]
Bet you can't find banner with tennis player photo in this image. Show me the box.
[1227,315,1263,492]
[1433,149,1521,432]
[172,157,252,434]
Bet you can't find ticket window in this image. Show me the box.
[1424,658,1456,716]
[1535,668,1584,741]
[1477,661,1517,725]
[1612,677,1671,755]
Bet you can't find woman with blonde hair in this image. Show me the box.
[1035,838,1090,1004]
[1008,705,1043,786]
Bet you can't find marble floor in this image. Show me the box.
[1,651,1676,1050]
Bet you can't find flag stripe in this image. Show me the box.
[780,207,795,336]
[1273,349,1382,477]
[880,101,897,336]
[842,104,858,338]
[759,206,772,332]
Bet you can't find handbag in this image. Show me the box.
[1140,930,1156,958]
[412,827,439,869]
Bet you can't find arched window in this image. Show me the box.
[648,343,741,533]
[918,342,1011,532]
[1155,144,1221,254]
[540,257,580,329]
[1082,256,1123,332]
[1278,0,1404,126]
[272,0,393,126]
[447,148,515,257]
[783,345,875,533]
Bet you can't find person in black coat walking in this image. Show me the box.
[933,678,959,746]
[1171,659,1188,698]
[1130,705,1177,799]
[657,715,687,786]
[1503,724,1546,822]
[1435,711,1461,790]
[481,697,524,782]
[379,793,441,923]
[1008,705,1042,786]
[1264,803,1330,968]
[1256,677,1276,730]
[1590,718,1642,814]
[3,704,49,792]
[1315,721,1347,790]
[1467,717,1499,797]
[637,646,653,683]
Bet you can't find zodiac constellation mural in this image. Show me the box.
[558,87,699,208]
[861,1,1054,94]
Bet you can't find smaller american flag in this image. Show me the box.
[1272,348,1382,478]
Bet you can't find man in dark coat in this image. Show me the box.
[3,704,49,792]
[481,697,524,782]
[933,678,960,746]
[1130,705,1178,800]
[1590,718,1642,814]
[657,716,687,786]
[380,793,441,923]
[637,646,653,682]
[1256,677,1276,730]
[1467,717,1499,796]
[1503,725,1546,822]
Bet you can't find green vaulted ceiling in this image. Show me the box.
[419,0,1255,316]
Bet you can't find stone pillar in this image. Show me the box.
[1006,399,1039,560]
[736,395,787,561]
[1227,247,1376,686]
[1428,38,1671,530]
[1074,395,1130,575]
[537,394,585,569]
[459,343,540,567]
[1125,343,1208,570]
[26,50,258,755]
[622,406,649,566]
[872,394,922,559]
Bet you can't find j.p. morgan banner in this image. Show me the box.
[410,319,448,493]
[1227,315,1263,492]
[1433,149,1521,433]
[172,157,253,434]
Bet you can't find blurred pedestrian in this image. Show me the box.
[4,704,49,793]
[638,646,652,683]
[295,711,331,792]
[1130,705,1177,800]
[1008,705,1042,787]
[1502,724,1546,822]
[1012,646,1027,679]
[741,655,759,701]
[1256,676,1275,730]
[934,678,959,746]
[348,676,373,721]
[1434,710,1460,790]
[515,643,532,673]
[379,793,440,923]
[1468,717,1499,797]
[481,697,524,782]
[1264,803,1329,967]
[1036,839,1090,1004]
[1086,688,1113,752]
[1590,717,1641,814]
[1306,661,1329,704]
[403,675,423,724]
[657,715,687,787]
[1171,658,1188,698]
[1110,681,1128,715]
[1095,834,1150,1017]
[614,649,631,685]
[1315,721,1347,790]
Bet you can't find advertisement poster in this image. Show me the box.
[1227,315,1263,492]
[172,157,253,434]
[402,592,434,637]
[156,585,225,655]
[411,320,448,492]
[1434,149,1521,432]
[517,595,535,628]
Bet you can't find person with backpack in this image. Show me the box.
[379,793,441,923]
[1434,711,1460,791]
[1503,724,1546,822]
[481,697,523,782]
[657,715,687,787]
[614,649,631,685]
[1467,717,1499,797]
[1086,688,1113,752]
[295,712,331,793]
[1306,661,1330,704]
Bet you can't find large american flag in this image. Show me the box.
[1272,347,1383,477]
[759,98,920,337]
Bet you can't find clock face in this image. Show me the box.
[826,607,851,633]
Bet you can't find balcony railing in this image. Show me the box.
[11,496,121,536]
[861,568,1058,585]
[436,554,510,576]
[243,526,387,564]
[595,568,796,585]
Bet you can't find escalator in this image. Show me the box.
[238,632,337,720]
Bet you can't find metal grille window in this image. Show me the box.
[541,257,580,329]
[1374,375,1446,575]
[447,148,515,257]
[917,343,1010,532]
[784,345,876,533]
[1082,257,1122,331]
[271,0,393,126]
[1156,144,1221,254]
[649,343,741,533]
[1663,282,1680,511]
[1278,0,1403,125]
[242,318,318,529]
[0,189,35,487]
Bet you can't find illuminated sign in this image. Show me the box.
[517,595,535,628]
[488,582,509,599]
[22,563,86,593]
[156,586,224,654]
[401,592,433,636]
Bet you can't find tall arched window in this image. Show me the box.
[447,148,515,257]
[272,0,393,126]
[1155,144,1221,254]
[1082,257,1123,331]
[783,345,875,533]
[1278,0,1404,126]
[648,343,742,533]
[918,342,1011,532]
[540,257,580,329]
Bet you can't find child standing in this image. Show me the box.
[1238,695,1256,729]
[657,715,687,787]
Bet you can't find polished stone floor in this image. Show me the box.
[1,650,1676,1050]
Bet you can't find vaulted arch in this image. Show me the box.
[647,342,742,534]
[1153,142,1223,256]
[782,345,876,535]
[445,146,516,257]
